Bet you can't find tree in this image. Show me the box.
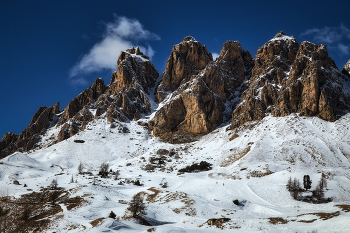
[127,193,147,218]
[78,162,84,174]
[312,184,324,199]
[303,175,312,190]
[320,173,327,190]
[70,175,74,183]
[291,178,301,200]
[99,163,109,178]
[286,177,293,191]
[51,191,60,205]
[114,170,120,180]
[50,178,58,190]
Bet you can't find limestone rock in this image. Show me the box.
[57,122,79,143]
[58,78,106,125]
[0,102,61,156]
[0,132,19,158]
[152,38,253,142]
[201,41,253,102]
[55,47,158,142]
[156,36,212,102]
[151,75,225,141]
[108,47,158,95]
[231,31,350,128]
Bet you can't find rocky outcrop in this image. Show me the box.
[156,36,213,102]
[0,102,60,156]
[201,41,253,102]
[151,76,225,138]
[0,132,19,158]
[151,38,253,142]
[231,31,350,128]
[58,78,106,125]
[108,47,158,95]
[57,47,158,142]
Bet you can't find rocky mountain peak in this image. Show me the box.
[156,36,213,102]
[0,101,61,157]
[182,36,197,42]
[56,47,158,142]
[272,30,291,39]
[150,38,253,143]
[109,48,158,95]
[231,32,350,128]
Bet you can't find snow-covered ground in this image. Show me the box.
[1,113,350,232]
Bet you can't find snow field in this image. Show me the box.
[1,114,350,232]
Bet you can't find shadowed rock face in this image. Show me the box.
[151,38,253,142]
[0,102,60,157]
[231,31,350,128]
[58,78,106,126]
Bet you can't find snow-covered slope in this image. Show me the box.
[1,112,350,232]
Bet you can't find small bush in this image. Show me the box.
[50,178,58,190]
[114,170,120,180]
[78,162,84,174]
[134,180,141,186]
[179,161,212,173]
[233,199,240,206]
[109,211,116,219]
[99,163,109,178]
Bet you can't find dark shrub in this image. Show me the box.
[179,161,212,173]
[109,211,116,218]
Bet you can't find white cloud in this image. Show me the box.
[69,15,160,84]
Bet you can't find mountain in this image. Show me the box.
[1,32,350,233]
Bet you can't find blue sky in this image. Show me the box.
[1,0,350,136]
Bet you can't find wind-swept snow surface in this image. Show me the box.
[1,113,350,232]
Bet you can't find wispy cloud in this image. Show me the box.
[69,15,160,85]
[336,43,350,55]
[300,24,350,56]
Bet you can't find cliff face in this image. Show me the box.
[150,37,253,142]
[156,36,213,102]
[0,102,60,158]
[231,31,350,128]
